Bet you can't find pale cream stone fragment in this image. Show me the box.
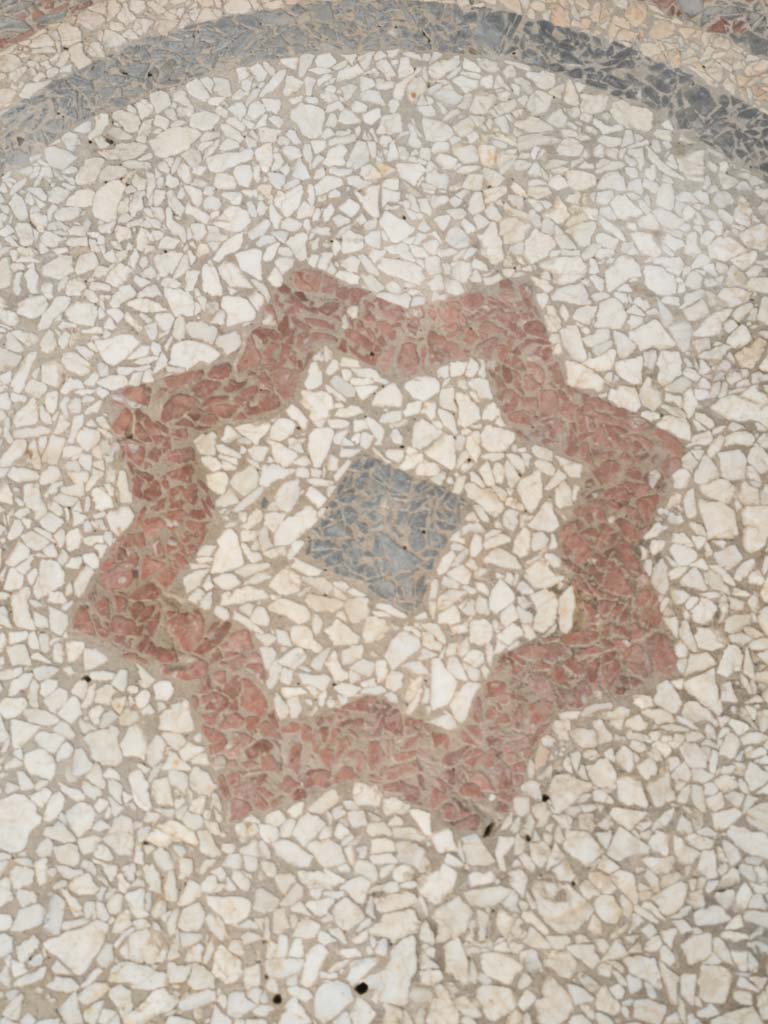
[150,125,200,158]
[0,794,40,853]
[45,921,108,975]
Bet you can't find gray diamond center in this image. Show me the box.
[305,454,468,611]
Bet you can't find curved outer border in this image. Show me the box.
[3,0,768,118]
[72,266,683,833]
[1,1,768,178]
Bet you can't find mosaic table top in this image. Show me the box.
[0,0,767,1022]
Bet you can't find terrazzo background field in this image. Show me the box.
[0,1,767,1022]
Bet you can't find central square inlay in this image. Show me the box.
[305,454,468,611]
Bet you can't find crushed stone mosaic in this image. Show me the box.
[304,453,470,612]
[4,1,768,176]
[650,0,768,53]
[1,1,768,1022]
[0,0,91,49]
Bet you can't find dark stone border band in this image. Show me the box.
[2,0,768,178]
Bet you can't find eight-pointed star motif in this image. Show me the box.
[184,350,582,728]
[72,266,683,833]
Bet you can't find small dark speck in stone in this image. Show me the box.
[483,822,494,837]
[272,994,282,1005]
[542,793,550,802]
[355,983,369,995]
[524,834,532,842]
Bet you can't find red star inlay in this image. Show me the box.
[72,267,683,833]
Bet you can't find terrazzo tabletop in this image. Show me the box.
[1,0,767,1021]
